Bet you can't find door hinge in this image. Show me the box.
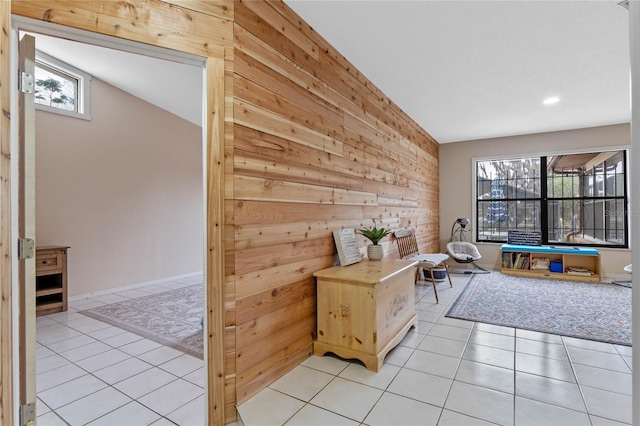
[18,238,35,260]
[20,402,35,426]
[18,70,34,94]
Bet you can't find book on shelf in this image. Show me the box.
[502,252,511,268]
[566,266,594,276]
[513,253,530,269]
[502,252,533,270]
[514,253,522,269]
[502,252,514,268]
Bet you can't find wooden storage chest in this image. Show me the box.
[313,259,418,371]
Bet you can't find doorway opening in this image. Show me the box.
[12,16,210,425]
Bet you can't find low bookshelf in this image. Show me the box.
[500,244,600,282]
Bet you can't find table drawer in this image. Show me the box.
[36,250,64,274]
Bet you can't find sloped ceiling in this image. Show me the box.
[32,32,204,127]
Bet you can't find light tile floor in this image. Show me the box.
[238,274,633,426]
[37,273,633,425]
[36,275,208,426]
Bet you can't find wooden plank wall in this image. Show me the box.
[1,2,14,424]
[232,0,440,404]
[5,0,441,423]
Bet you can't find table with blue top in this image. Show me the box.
[500,244,601,281]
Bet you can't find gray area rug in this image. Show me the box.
[81,284,204,358]
[446,273,632,346]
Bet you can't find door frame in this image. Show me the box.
[16,32,36,425]
[9,15,225,425]
[629,3,640,425]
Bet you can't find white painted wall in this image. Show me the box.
[35,78,203,296]
[439,123,631,280]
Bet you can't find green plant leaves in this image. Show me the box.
[358,226,391,245]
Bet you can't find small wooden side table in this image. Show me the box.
[313,259,418,371]
[35,246,69,316]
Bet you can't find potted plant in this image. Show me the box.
[359,226,391,261]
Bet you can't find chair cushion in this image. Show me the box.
[408,253,449,267]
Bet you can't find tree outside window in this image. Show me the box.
[34,63,77,112]
[475,150,628,248]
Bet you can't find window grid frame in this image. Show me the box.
[474,150,628,248]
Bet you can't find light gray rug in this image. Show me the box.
[81,284,204,358]
[446,273,632,346]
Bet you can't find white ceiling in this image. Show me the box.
[285,0,630,143]
[29,0,631,144]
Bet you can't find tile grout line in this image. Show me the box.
[513,322,517,426]
[37,280,206,425]
[431,275,476,425]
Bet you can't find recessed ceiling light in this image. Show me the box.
[543,97,560,105]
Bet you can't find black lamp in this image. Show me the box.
[456,218,470,228]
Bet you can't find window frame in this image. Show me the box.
[34,50,92,120]
[472,147,630,249]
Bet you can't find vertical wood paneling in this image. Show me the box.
[206,57,226,426]
[232,0,440,404]
[222,45,237,424]
[0,2,14,424]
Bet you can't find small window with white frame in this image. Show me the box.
[34,51,91,120]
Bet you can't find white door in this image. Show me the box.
[17,33,37,426]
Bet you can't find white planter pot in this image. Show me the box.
[367,244,384,261]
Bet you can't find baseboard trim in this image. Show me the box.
[68,271,204,302]
[602,273,633,283]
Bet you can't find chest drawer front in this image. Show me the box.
[36,251,64,273]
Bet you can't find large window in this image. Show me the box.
[34,51,91,120]
[475,150,628,248]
